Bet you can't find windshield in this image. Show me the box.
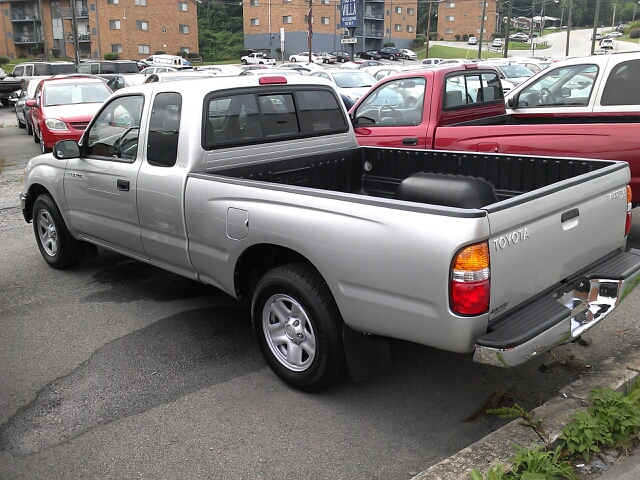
[515,64,598,107]
[332,72,375,88]
[498,64,534,78]
[44,83,111,106]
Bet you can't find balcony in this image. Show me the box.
[63,31,91,42]
[58,7,89,19]
[363,10,384,20]
[13,32,44,44]
[11,9,40,22]
[356,28,383,38]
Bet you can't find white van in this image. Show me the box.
[142,54,191,68]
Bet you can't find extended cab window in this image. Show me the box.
[85,95,144,160]
[353,77,426,126]
[443,72,502,109]
[203,88,347,149]
[600,59,640,106]
[147,92,182,167]
[514,64,597,108]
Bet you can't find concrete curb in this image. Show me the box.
[412,344,640,480]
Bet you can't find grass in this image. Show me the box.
[421,44,504,60]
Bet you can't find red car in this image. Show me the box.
[27,76,112,154]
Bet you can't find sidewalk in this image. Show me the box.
[412,345,640,480]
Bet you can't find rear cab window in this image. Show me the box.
[202,86,348,149]
[443,72,503,109]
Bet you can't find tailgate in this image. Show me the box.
[486,161,630,321]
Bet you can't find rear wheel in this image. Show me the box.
[33,126,40,143]
[252,264,346,392]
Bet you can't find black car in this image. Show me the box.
[331,51,351,63]
[378,47,402,60]
[355,50,382,60]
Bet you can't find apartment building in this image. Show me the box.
[242,0,419,59]
[437,0,497,43]
[0,0,199,61]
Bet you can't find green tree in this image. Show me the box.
[197,0,244,61]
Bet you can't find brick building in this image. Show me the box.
[437,0,497,43]
[242,0,419,60]
[0,0,199,62]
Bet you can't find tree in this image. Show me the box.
[197,0,244,61]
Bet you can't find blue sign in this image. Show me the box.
[341,0,357,28]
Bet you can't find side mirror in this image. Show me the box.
[560,87,571,98]
[25,99,37,107]
[53,140,80,159]
[507,96,516,108]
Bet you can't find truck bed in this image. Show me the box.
[207,147,613,208]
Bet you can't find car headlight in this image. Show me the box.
[44,118,68,131]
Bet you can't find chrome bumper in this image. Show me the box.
[474,249,640,368]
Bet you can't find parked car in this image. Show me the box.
[144,71,219,83]
[239,64,269,72]
[492,38,503,48]
[77,60,140,74]
[605,31,623,38]
[355,51,382,60]
[400,49,418,60]
[600,38,614,50]
[140,66,178,75]
[591,33,603,41]
[196,65,243,76]
[468,36,478,45]
[340,60,389,70]
[0,67,6,80]
[238,68,303,77]
[14,78,40,135]
[289,52,323,64]
[277,63,323,74]
[379,47,402,60]
[27,76,112,154]
[106,74,148,91]
[509,32,530,42]
[317,52,337,64]
[308,70,380,109]
[492,63,535,86]
[331,51,351,63]
[421,58,444,66]
[363,66,402,80]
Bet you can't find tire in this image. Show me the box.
[26,118,33,135]
[389,55,395,61]
[40,132,51,154]
[340,58,345,63]
[32,194,80,269]
[252,263,347,392]
[242,59,248,65]
[33,126,40,143]
[17,116,26,128]
[292,58,297,62]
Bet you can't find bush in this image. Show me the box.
[430,33,438,41]
[51,48,60,58]
[103,52,119,60]
[176,51,187,58]
[629,27,640,39]
[0,55,9,67]
[492,32,501,39]
[455,34,461,41]
[383,42,395,47]
[154,50,166,55]
[186,52,200,59]
[462,34,469,41]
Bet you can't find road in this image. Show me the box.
[0,97,639,479]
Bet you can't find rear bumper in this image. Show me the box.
[474,248,640,367]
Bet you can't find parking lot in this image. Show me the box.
[1,98,639,478]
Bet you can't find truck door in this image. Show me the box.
[352,76,429,148]
[64,94,147,257]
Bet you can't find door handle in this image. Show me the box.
[117,179,130,191]
[402,137,418,146]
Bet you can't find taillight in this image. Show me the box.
[450,242,490,316]
[259,76,287,85]
[625,185,632,237]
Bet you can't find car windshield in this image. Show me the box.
[332,72,375,88]
[44,83,111,106]
[498,65,534,78]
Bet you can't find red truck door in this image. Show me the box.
[352,76,430,149]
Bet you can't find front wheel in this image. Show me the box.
[32,194,80,269]
[40,131,51,154]
[252,264,346,392]
[242,59,248,65]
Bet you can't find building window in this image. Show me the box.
[407,25,414,32]
[109,19,120,29]
[283,0,291,3]
[394,6,401,14]
[180,46,189,53]
[321,0,329,4]
[90,3,95,11]
[179,24,189,34]
[138,44,150,54]
[304,15,314,23]
[107,0,118,4]
[250,0,258,5]
[250,18,259,26]
[283,15,292,23]
[137,20,148,30]
[134,0,146,5]
[407,8,414,15]
[394,23,401,31]
[111,43,122,53]
[178,1,188,10]
[477,28,486,33]
[446,2,455,7]
[321,16,329,24]
[445,28,454,34]
[445,16,454,21]
[478,15,487,21]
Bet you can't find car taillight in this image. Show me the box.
[625,185,632,237]
[450,242,490,316]
[259,76,287,85]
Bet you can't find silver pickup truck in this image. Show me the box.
[20,75,640,391]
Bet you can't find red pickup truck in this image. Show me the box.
[350,53,640,204]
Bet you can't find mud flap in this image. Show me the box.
[343,326,392,384]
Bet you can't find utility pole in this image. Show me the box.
[477,0,487,58]
[425,0,433,58]
[307,0,313,59]
[590,0,601,55]
[565,0,572,56]
[70,2,80,64]
[504,0,513,57]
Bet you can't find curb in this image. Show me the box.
[412,344,640,480]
